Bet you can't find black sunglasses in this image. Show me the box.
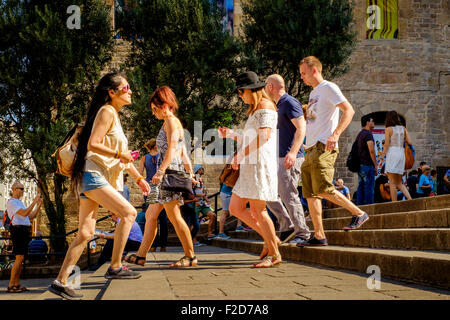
[16,187,24,190]
[237,88,260,95]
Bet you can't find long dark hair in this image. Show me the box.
[385,110,403,128]
[71,72,125,193]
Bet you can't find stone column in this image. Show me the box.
[105,0,115,30]
[233,0,243,37]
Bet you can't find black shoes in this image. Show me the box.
[48,281,83,300]
[344,212,369,231]
[296,236,328,247]
[104,265,142,279]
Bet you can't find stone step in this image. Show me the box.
[309,208,450,230]
[228,228,450,251]
[211,238,450,289]
[323,194,450,219]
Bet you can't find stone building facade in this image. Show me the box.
[233,0,450,193]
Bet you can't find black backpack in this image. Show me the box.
[346,136,361,173]
[2,210,13,231]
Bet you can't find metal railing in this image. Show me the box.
[208,191,222,235]
[0,215,112,263]
[0,193,223,268]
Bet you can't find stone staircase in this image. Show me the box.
[211,194,450,289]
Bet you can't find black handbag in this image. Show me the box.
[160,169,194,194]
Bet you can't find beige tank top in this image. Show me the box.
[84,105,128,191]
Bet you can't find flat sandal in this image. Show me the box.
[170,256,198,268]
[124,253,146,266]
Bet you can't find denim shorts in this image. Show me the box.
[79,171,110,199]
[220,191,232,211]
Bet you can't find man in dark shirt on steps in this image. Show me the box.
[264,74,311,245]
[356,115,377,205]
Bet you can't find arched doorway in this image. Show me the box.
[365,111,406,127]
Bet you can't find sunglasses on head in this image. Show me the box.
[117,84,131,93]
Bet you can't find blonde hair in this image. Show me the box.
[299,56,323,73]
[247,88,272,115]
[144,138,157,152]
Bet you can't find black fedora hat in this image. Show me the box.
[236,71,266,90]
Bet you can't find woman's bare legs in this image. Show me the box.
[83,186,138,270]
[229,194,263,234]
[56,198,99,284]
[56,185,136,283]
[387,173,398,201]
[134,204,164,258]
[249,199,279,256]
[229,194,280,266]
[164,200,196,265]
[387,173,412,201]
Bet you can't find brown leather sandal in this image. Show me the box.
[124,254,146,266]
[6,285,26,293]
[169,256,198,268]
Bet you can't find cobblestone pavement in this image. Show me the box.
[1,246,449,300]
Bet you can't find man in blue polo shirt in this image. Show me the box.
[265,74,311,245]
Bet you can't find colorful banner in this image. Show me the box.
[373,128,385,177]
[366,0,398,39]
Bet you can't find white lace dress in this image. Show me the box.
[232,109,278,201]
[385,125,405,175]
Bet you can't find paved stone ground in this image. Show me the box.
[1,246,449,300]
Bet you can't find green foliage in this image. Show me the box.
[0,0,114,251]
[118,0,247,150]
[240,0,356,102]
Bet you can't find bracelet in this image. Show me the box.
[156,169,165,175]
[136,176,145,184]
[114,151,121,159]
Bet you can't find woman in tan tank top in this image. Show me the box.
[48,73,150,300]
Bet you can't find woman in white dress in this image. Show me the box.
[218,71,281,268]
[378,111,412,201]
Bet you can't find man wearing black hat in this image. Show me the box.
[264,74,311,245]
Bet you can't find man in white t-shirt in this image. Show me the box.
[6,181,42,293]
[297,56,369,247]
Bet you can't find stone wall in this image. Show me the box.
[332,0,450,192]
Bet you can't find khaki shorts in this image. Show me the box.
[195,205,213,217]
[301,142,339,199]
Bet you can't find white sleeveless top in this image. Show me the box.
[385,125,405,174]
[390,125,405,148]
[84,105,129,191]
